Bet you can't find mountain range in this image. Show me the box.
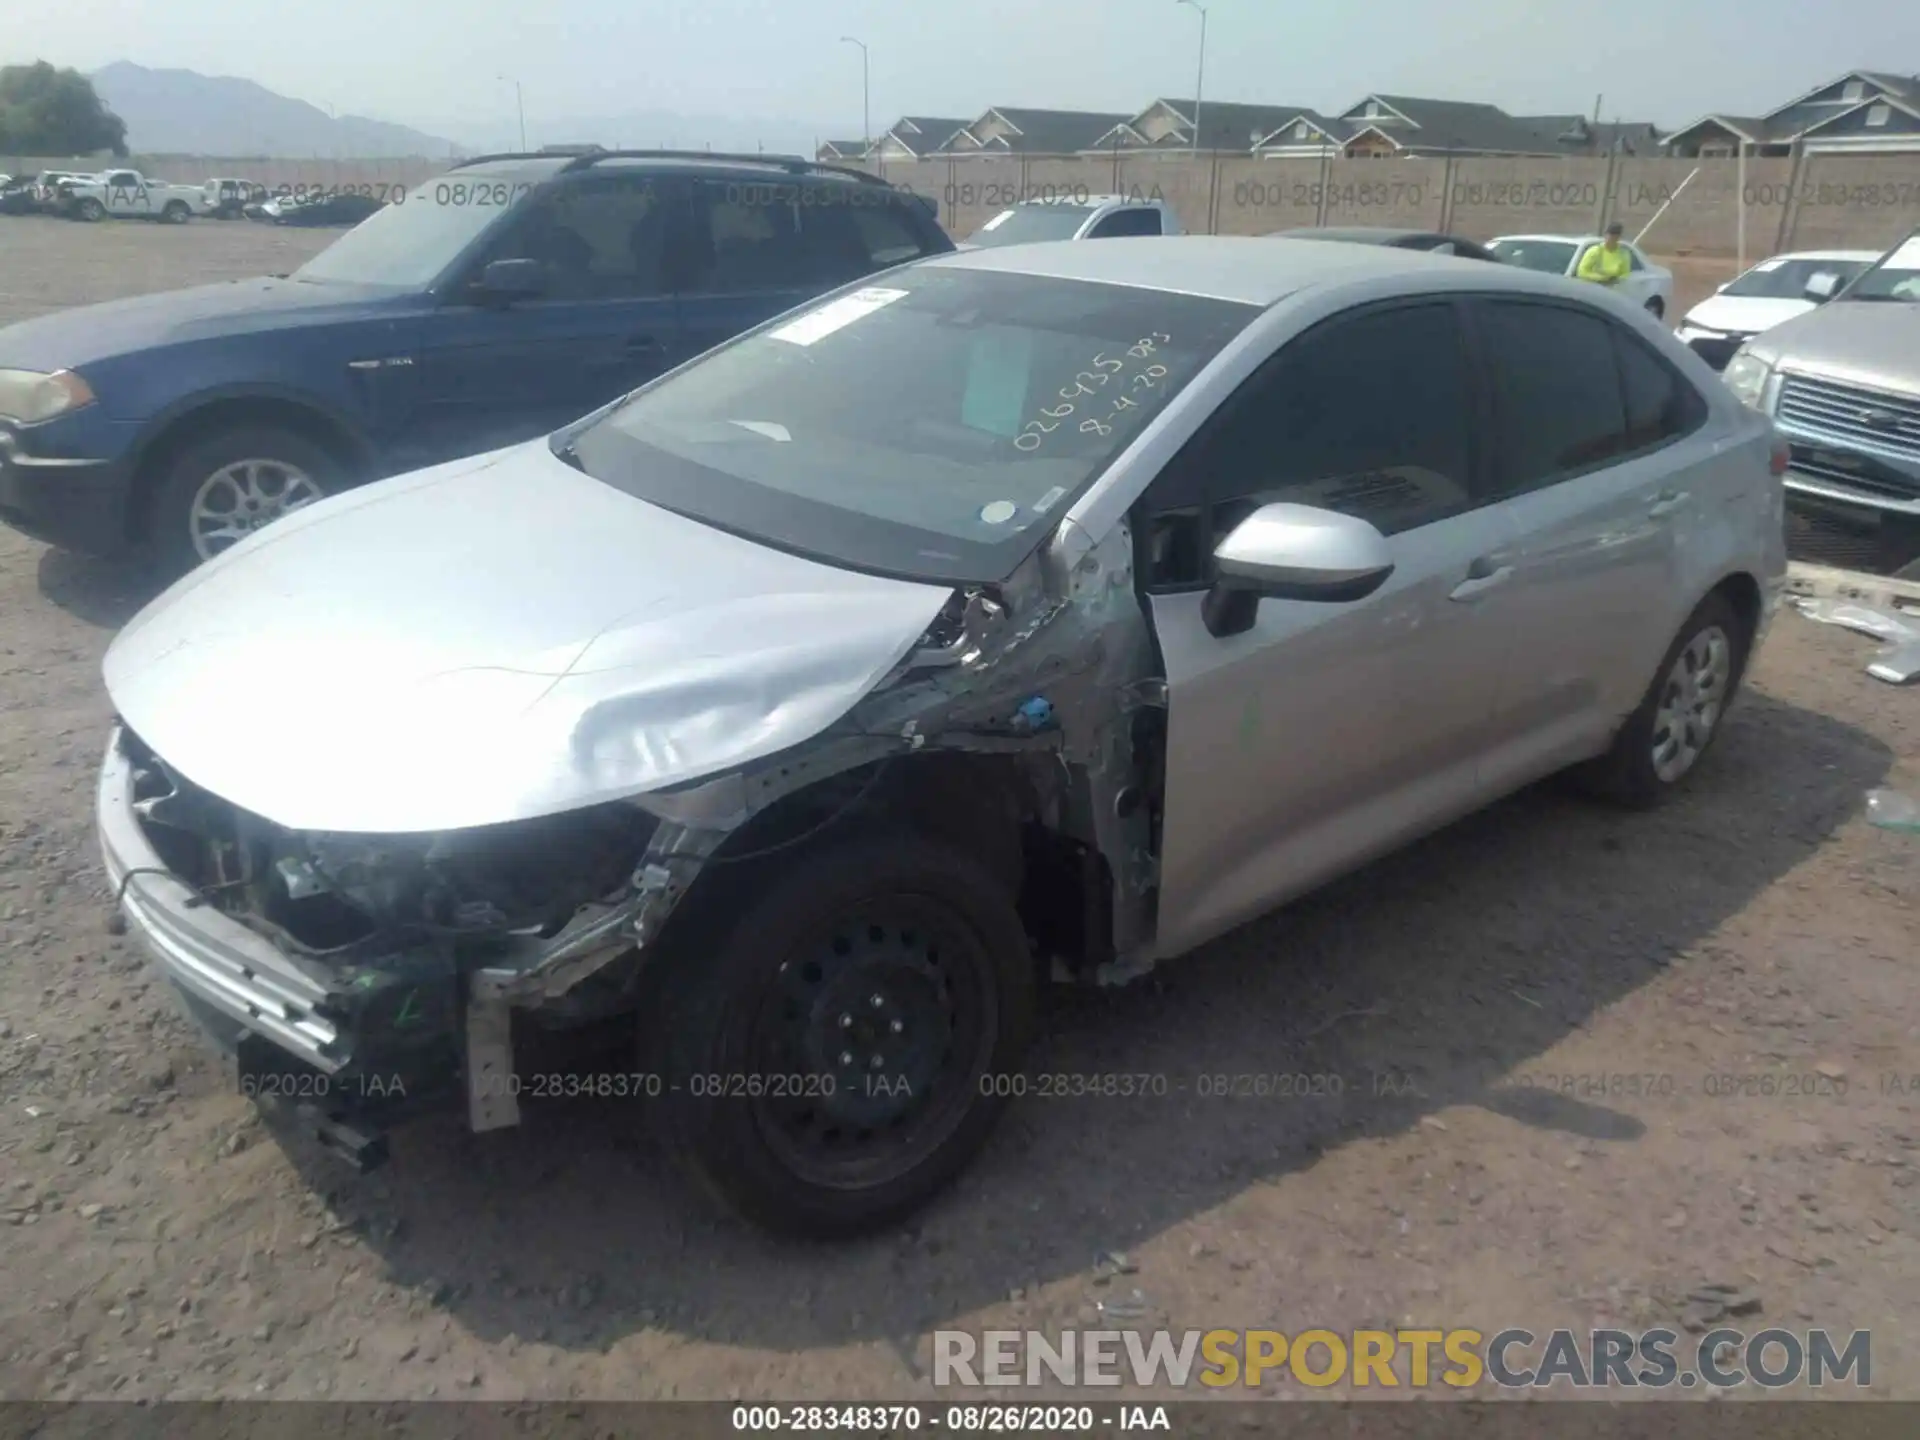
[88,62,464,158]
[84,61,832,161]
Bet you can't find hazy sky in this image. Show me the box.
[17,0,1911,137]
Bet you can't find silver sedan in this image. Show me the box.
[98,236,1787,1237]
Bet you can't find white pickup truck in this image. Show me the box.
[59,169,201,223]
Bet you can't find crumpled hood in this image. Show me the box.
[1680,293,1812,338]
[103,442,954,834]
[1746,300,1920,392]
[0,277,399,371]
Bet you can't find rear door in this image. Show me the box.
[402,174,688,467]
[1464,297,1705,790]
[1143,298,1522,958]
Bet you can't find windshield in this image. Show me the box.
[1722,256,1875,298]
[968,204,1098,247]
[1845,234,1920,302]
[1490,238,1578,275]
[291,171,538,288]
[565,266,1258,584]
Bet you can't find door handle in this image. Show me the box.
[1648,489,1690,519]
[1448,562,1514,602]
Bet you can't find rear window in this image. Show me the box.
[1491,238,1579,275]
[968,204,1097,247]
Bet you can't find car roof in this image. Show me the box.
[925,234,1562,306]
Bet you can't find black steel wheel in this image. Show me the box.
[654,832,1034,1238]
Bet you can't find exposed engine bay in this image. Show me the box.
[115,515,1167,1134]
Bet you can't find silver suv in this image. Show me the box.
[98,237,1785,1237]
[1722,228,1920,577]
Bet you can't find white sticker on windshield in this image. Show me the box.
[1886,236,1920,270]
[979,210,1013,232]
[770,286,908,347]
[979,500,1018,526]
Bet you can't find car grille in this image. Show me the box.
[1777,374,1920,464]
[1789,445,1920,502]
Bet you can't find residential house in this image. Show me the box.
[939,107,1133,157]
[1090,98,1323,153]
[868,116,972,162]
[1252,94,1660,158]
[815,139,870,162]
[1664,70,1920,156]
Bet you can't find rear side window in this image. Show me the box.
[1616,329,1705,450]
[1478,301,1628,496]
[685,179,814,293]
[1087,207,1163,239]
[800,193,940,283]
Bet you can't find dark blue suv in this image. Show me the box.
[0,150,952,576]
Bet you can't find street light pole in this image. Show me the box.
[840,37,870,159]
[1178,0,1208,155]
[497,75,526,150]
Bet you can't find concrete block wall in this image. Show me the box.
[8,149,1917,258]
[862,151,1920,257]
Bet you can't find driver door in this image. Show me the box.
[1140,298,1521,960]
[399,174,690,469]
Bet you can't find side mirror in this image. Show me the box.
[1804,271,1841,303]
[475,257,547,302]
[1201,502,1395,638]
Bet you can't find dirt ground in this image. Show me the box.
[1,216,1917,1405]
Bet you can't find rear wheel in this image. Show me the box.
[161,200,191,223]
[75,198,105,222]
[653,833,1035,1239]
[1574,592,1748,807]
[148,425,341,579]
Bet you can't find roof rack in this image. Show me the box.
[448,148,892,185]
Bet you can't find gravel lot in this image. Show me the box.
[1,215,1918,1405]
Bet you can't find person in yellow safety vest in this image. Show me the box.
[1576,221,1632,287]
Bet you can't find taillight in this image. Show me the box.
[1769,436,1790,476]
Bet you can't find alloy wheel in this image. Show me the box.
[188,458,326,560]
[1650,624,1731,783]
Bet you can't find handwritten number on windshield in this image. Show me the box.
[1014,338,1174,453]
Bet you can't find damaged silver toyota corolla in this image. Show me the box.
[99,237,1784,1237]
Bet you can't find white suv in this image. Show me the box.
[963,194,1182,248]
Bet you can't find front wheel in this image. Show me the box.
[1573,592,1749,807]
[654,832,1036,1239]
[148,425,341,579]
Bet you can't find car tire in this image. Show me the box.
[75,198,105,222]
[1645,296,1665,320]
[652,831,1036,1239]
[148,425,342,580]
[161,201,191,223]
[1573,591,1749,808]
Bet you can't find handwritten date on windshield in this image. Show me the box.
[1014,335,1172,453]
